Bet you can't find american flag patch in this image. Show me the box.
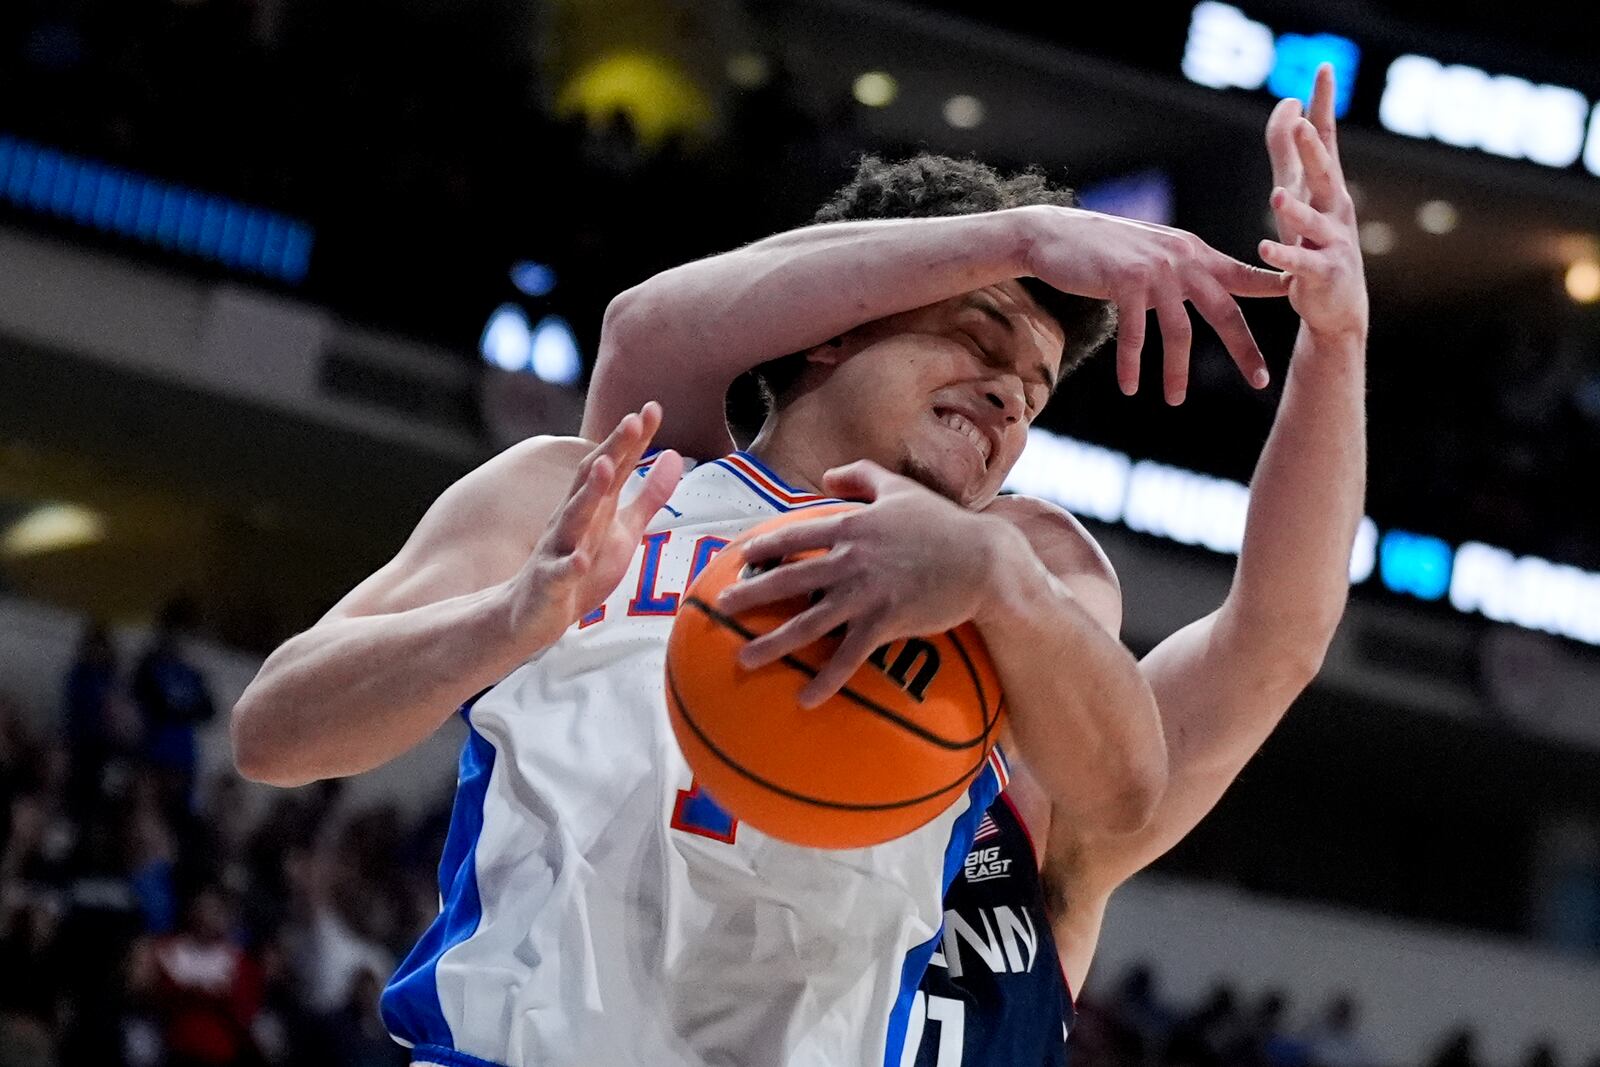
[973,813,1001,842]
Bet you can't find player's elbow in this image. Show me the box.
[1099,740,1168,836]
[600,283,654,354]
[1256,621,1338,699]
[1225,596,1344,696]
[230,690,318,788]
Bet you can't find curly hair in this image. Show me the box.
[752,153,1117,408]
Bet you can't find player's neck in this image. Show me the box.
[744,415,845,496]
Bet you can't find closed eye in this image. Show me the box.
[961,330,1049,415]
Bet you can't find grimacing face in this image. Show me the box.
[805,280,1066,509]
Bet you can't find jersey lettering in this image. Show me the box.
[963,846,1013,883]
[939,906,1037,978]
[899,992,965,1067]
[582,533,731,631]
[687,535,731,584]
[670,777,739,844]
[628,531,680,615]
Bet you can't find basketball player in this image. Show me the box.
[586,65,1366,1067]
[228,63,1349,1067]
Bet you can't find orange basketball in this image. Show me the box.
[665,503,1006,849]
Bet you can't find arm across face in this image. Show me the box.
[585,161,1290,459]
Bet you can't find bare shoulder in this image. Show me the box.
[442,434,593,532]
[476,433,594,488]
[983,494,1120,596]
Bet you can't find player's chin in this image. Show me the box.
[899,456,986,508]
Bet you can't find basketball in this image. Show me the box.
[665,503,1006,850]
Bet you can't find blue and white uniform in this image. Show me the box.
[907,795,1073,1066]
[381,450,1007,1067]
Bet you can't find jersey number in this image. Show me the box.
[670,778,739,844]
[900,992,965,1067]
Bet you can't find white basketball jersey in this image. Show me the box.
[381,449,1008,1067]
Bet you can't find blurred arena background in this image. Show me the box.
[1,0,1599,1064]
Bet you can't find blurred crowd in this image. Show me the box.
[1071,963,1591,1067]
[0,610,447,1067]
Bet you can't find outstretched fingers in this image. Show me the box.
[1265,96,1305,196]
[1190,278,1270,389]
[1294,118,1344,215]
[1270,188,1343,249]
[1307,63,1344,170]
[1210,253,1292,298]
[544,455,617,561]
[618,449,684,536]
[1258,239,1329,277]
[1114,298,1147,395]
[1155,299,1193,405]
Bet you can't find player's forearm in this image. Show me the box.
[974,525,1168,835]
[231,582,543,787]
[607,210,1034,365]
[1226,325,1366,672]
[588,210,1037,443]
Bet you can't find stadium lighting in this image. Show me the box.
[1416,200,1459,235]
[509,261,557,298]
[942,95,985,129]
[726,52,771,90]
[529,315,583,386]
[1181,3,1359,117]
[1006,426,1600,647]
[1359,220,1397,255]
[1380,55,1589,170]
[1565,259,1600,303]
[481,304,533,373]
[556,51,711,146]
[2,503,105,558]
[0,133,314,284]
[1380,529,1454,600]
[853,72,898,108]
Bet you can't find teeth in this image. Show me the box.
[936,410,991,463]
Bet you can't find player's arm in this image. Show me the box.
[587,208,1291,455]
[974,496,1168,835]
[716,467,1168,837]
[1046,67,1369,981]
[230,408,682,787]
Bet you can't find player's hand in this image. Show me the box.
[1258,64,1369,344]
[1023,205,1290,404]
[714,461,997,707]
[506,403,682,644]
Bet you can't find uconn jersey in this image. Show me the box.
[380,449,1007,1067]
[907,795,1073,1067]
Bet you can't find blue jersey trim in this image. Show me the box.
[381,700,497,1052]
[711,458,844,513]
[410,1044,509,1067]
[882,754,1005,1066]
[733,450,810,495]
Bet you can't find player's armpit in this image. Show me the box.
[323,435,593,622]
